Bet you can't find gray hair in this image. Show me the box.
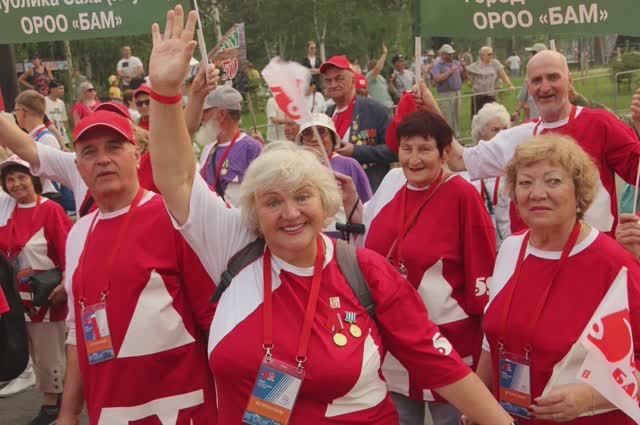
[471,102,511,144]
[238,142,342,233]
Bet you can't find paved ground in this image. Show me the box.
[0,387,88,425]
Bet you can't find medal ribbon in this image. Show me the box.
[77,188,145,307]
[532,105,577,136]
[211,131,241,191]
[385,169,445,263]
[263,235,325,371]
[5,196,42,259]
[498,221,582,355]
[480,177,501,207]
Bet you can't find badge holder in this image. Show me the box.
[243,351,304,425]
[498,349,532,419]
[81,299,116,365]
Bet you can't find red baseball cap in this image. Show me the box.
[319,55,354,74]
[73,110,136,145]
[134,85,152,98]
[355,74,368,90]
[94,101,132,120]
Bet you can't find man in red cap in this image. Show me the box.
[320,55,394,192]
[9,110,216,425]
[133,85,152,130]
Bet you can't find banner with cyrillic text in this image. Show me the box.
[420,0,637,37]
[0,0,190,43]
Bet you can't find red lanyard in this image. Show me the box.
[532,105,577,136]
[77,188,145,308]
[263,235,324,373]
[211,131,241,190]
[499,221,582,356]
[386,169,445,262]
[480,177,500,207]
[5,196,42,259]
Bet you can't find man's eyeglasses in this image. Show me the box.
[301,126,328,139]
[136,100,150,108]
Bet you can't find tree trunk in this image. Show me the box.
[211,0,223,43]
[63,41,76,99]
[0,45,18,111]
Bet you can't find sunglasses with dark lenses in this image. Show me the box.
[136,100,151,107]
[301,126,328,138]
[87,88,96,92]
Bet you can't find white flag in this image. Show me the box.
[578,267,640,422]
[261,58,311,124]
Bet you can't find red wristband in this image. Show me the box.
[150,89,183,105]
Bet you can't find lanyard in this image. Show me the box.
[480,177,500,207]
[532,105,577,136]
[5,196,42,259]
[498,221,582,357]
[210,131,241,190]
[77,188,145,308]
[386,169,445,263]
[263,235,324,373]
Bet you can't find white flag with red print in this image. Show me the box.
[261,58,311,124]
[578,267,640,422]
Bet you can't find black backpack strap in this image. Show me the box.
[210,238,265,303]
[335,239,376,319]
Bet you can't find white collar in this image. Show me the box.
[538,106,583,130]
[95,191,155,220]
[526,226,598,260]
[28,124,47,138]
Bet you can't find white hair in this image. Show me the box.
[238,142,341,233]
[471,102,511,144]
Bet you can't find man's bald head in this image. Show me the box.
[526,50,573,122]
[526,50,569,79]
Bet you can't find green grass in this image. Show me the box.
[241,68,638,143]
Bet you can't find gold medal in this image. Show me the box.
[349,324,362,338]
[221,168,228,176]
[333,332,347,347]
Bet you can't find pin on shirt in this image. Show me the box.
[345,311,362,338]
[332,312,347,347]
[329,297,341,309]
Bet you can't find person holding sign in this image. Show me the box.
[147,6,516,425]
[473,135,640,425]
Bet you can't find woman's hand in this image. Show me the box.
[615,213,640,258]
[149,5,198,96]
[334,171,358,208]
[412,80,441,114]
[532,383,593,422]
[48,283,67,305]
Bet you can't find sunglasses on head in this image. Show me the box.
[136,99,150,107]
[301,126,328,138]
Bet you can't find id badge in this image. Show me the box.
[498,351,532,418]
[243,356,304,425]
[81,302,116,365]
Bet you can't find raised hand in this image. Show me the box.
[149,5,198,96]
[631,88,640,133]
[191,63,221,99]
[382,43,388,55]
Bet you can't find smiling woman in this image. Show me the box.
[477,134,640,425]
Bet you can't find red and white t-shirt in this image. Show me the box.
[64,193,217,425]
[332,97,356,141]
[172,174,471,424]
[0,196,71,322]
[463,107,640,233]
[363,169,496,400]
[483,229,640,425]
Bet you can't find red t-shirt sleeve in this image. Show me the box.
[460,186,496,315]
[176,232,216,334]
[43,202,73,270]
[357,248,471,390]
[601,111,640,185]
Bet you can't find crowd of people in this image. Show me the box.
[2,5,640,425]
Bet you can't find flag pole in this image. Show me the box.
[246,91,258,134]
[191,0,210,81]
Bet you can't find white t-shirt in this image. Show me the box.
[29,125,61,194]
[30,143,87,217]
[44,97,68,141]
[506,55,521,70]
[116,56,143,82]
[266,97,287,142]
[306,91,326,114]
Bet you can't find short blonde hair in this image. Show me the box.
[479,46,493,56]
[15,90,45,116]
[471,102,510,144]
[238,142,341,233]
[504,135,598,220]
